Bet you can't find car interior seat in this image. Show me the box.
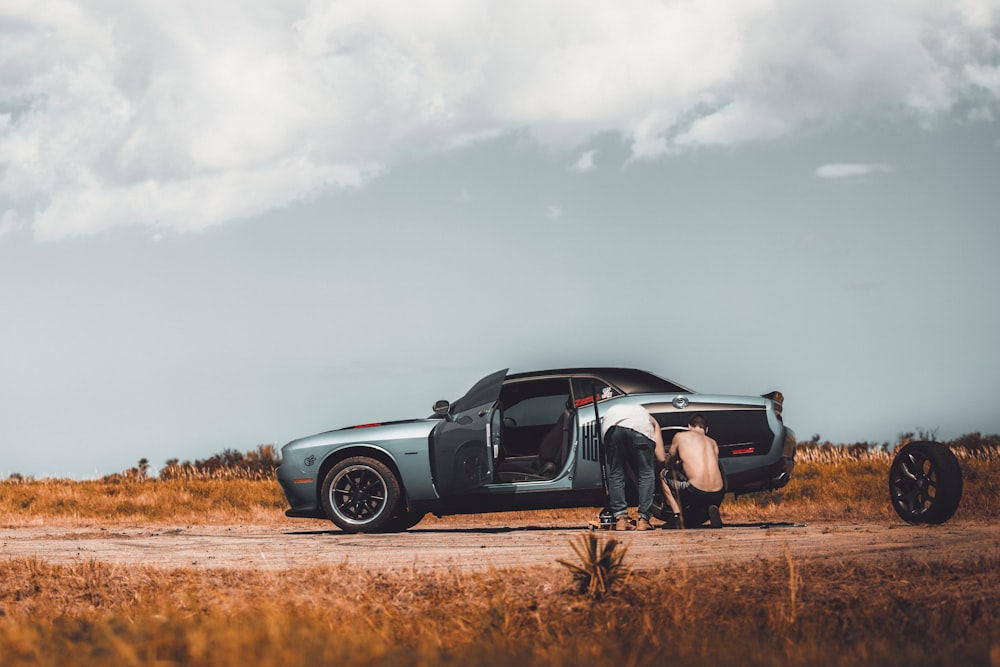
[495,407,572,482]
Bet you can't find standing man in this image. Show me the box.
[601,402,660,531]
[656,413,725,528]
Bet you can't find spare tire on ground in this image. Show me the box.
[889,441,963,524]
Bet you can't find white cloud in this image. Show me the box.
[544,205,563,220]
[965,63,1000,96]
[815,163,896,181]
[1,0,998,240]
[571,150,597,173]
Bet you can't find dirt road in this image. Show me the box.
[2,519,996,571]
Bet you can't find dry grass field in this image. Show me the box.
[1,440,998,666]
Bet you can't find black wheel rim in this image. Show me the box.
[891,450,938,519]
[329,465,388,526]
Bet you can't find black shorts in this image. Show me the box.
[661,470,725,526]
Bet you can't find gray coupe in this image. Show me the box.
[277,367,796,532]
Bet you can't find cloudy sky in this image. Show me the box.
[2,0,999,478]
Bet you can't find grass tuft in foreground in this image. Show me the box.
[557,532,630,598]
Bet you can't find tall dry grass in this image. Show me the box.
[0,478,287,526]
[0,553,997,667]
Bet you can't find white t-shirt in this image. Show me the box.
[600,403,655,440]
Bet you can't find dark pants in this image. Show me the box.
[664,472,726,527]
[604,426,655,520]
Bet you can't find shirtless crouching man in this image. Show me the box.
[655,413,725,529]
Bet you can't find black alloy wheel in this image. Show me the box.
[321,456,401,533]
[888,441,963,524]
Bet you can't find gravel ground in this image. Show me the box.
[2,519,996,571]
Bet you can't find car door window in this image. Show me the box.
[499,379,571,458]
[571,377,622,408]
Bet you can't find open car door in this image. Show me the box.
[431,368,507,496]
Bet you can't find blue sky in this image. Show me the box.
[2,1,999,478]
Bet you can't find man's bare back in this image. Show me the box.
[666,426,724,492]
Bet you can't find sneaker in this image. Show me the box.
[708,505,723,529]
[635,517,653,531]
[614,515,633,531]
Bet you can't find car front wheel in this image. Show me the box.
[321,456,401,533]
[888,441,963,524]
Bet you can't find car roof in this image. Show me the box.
[505,367,693,394]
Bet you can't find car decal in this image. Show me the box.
[336,418,426,431]
[574,386,614,408]
[581,420,601,461]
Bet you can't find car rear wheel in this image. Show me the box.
[889,441,963,524]
[650,492,672,521]
[321,456,401,533]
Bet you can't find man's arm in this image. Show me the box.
[652,417,667,464]
[667,434,681,461]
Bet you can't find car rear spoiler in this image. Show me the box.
[761,391,784,419]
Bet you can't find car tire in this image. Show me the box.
[321,456,401,533]
[649,493,672,521]
[889,441,963,525]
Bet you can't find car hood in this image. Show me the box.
[283,418,439,451]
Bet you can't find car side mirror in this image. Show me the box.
[432,400,451,420]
